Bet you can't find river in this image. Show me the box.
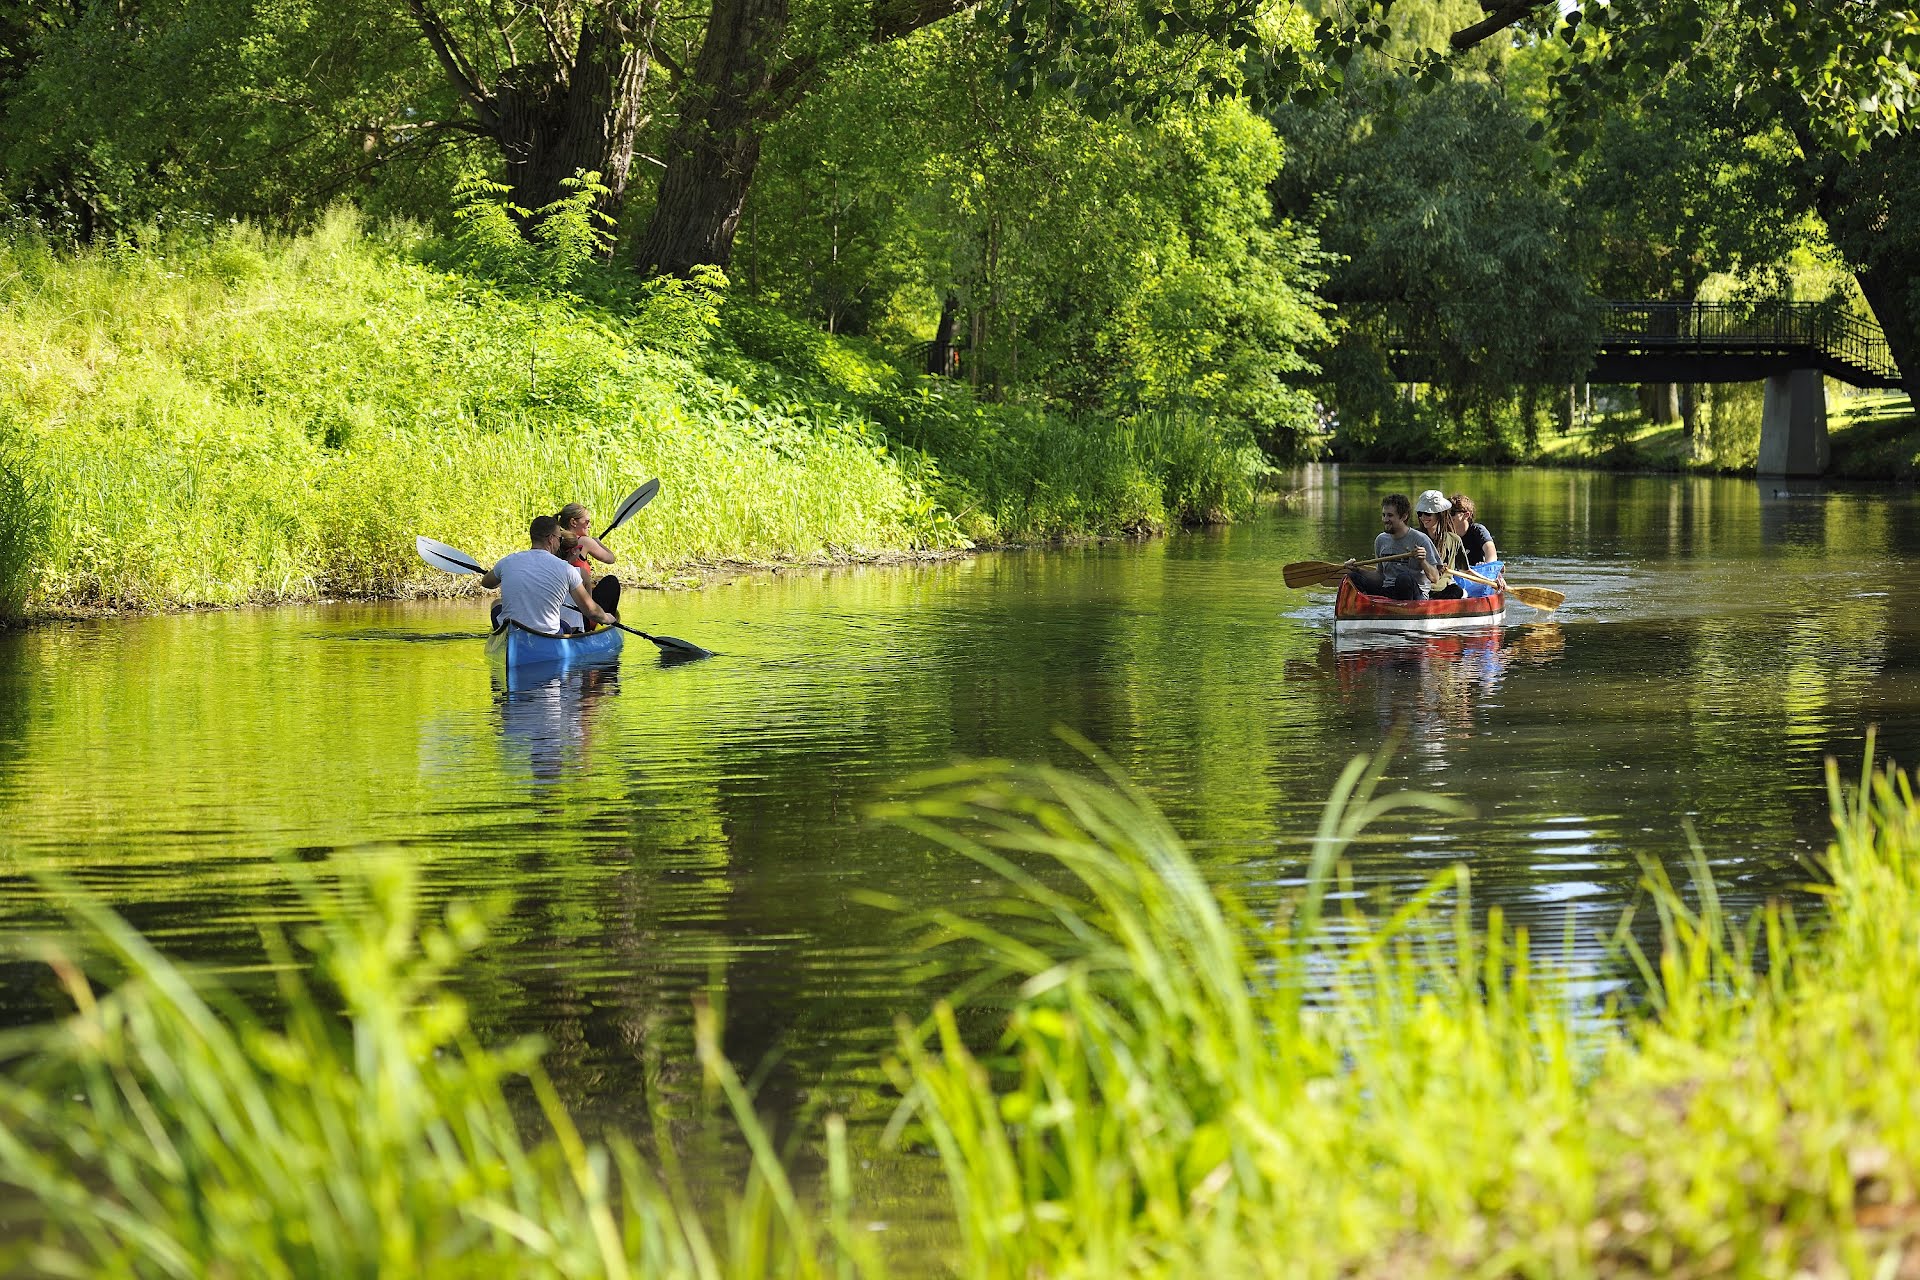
[1,465,1915,1218]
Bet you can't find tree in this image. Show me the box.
[630,0,970,275]
[404,0,658,217]
[1266,6,1594,457]
[0,0,459,232]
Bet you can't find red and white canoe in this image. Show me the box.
[1333,577,1505,631]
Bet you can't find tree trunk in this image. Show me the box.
[1854,268,1920,396]
[1786,114,1920,394]
[928,293,959,376]
[1638,384,1679,424]
[632,0,790,275]
[495,3,655,216]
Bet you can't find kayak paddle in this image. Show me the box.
[598,478,660,541]
[413,535,714,659]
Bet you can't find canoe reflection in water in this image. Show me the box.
[1299,624,1567,753]
[494,661,620,783]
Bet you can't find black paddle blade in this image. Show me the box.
[647,633,714,660]
[599,478,661,540]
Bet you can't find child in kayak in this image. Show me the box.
[554,502,622,615]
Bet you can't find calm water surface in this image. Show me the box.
[1,466,1915,1216]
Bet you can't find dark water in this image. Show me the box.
[2,466,1916,1213]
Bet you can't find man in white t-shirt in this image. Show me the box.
[481,515,616,634]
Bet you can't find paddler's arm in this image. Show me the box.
[579,534,616,565]
[1417,544,1444,586]
[569,579,613,629]
[1479,534,1498,563]
[480,567,501,589]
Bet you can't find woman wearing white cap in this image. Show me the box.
[1413,490,1467,599]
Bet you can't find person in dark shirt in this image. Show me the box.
[1447,493,1498,565]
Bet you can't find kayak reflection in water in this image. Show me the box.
[496,663,619,784]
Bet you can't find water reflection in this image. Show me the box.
[494,661,621,783]
[1291,623,1568,753]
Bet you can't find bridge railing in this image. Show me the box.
[1598,301,1899,383]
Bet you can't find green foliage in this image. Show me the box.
[0,856,877,1278]
[1703,380,1763,468]
[1274,71,1597,459]
[452,171,616,297]
[722,300,895,396]
[0,0,458,233]
[877,745,1920,1275]
[0,215,1266,614]
[0,425,46,622]
[629,264,730,358]
[0,215,971,611]
[748,30,1330,457]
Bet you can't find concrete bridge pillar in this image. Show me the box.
[1757,370,1828,476]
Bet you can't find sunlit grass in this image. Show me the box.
[0,214,1265,617]
[11,746,1919,1274]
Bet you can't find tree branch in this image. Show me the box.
[533,1,571,68]
[1449,0,1555,52]
[870,0,970,45]
[407,0,499,127]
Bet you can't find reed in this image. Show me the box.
[11,747,1918,1275]
[0,857,880,1279]
[876,743,1920,1276]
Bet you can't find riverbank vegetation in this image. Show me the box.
[0,209,1287,620]
[5,748,1920,1276]
[1,3,1916,621]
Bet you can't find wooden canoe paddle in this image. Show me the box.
[1453,565,1565,612]
[1283,550,1421,590]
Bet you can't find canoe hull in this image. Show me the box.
[1333,577,1505,631]
[486,622,624,678]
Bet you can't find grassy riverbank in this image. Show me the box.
[5,749,1920,1276]
[0,212,1267,622]
[1530,386,1917,477]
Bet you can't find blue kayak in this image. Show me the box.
[485,620,624,676]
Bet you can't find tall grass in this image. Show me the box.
[0,215,1265,616]
[0,427,47,623]
[12,750,1920,1274]
[0,857,880,1279]
[877,745,1920,1276]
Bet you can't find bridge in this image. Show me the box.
[1590,302,1900,388]
[1391,301,1906,476]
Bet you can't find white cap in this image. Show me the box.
[1414,489,1451,515]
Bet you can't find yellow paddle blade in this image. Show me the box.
[1508,585,1565,611]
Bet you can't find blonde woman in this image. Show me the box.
[554,502,622,615]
